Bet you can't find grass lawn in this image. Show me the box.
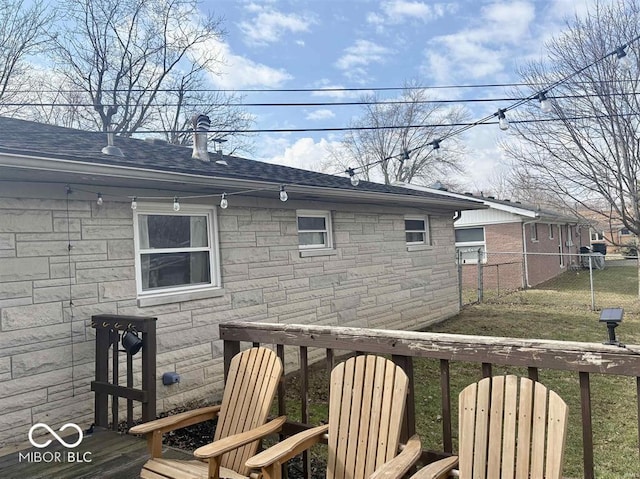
[284,265,640,479]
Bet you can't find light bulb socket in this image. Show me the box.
[131,197,137,210]
[173,196,180,211]
[96,193,103,206]
[279,185,288,202]
[220,193,228,209]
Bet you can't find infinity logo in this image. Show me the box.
[28,423,83,449]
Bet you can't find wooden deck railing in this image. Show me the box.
[219,321,640,479]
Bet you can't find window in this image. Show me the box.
[549,224,554,239]
[455,227,486,263]
[405,216,430,245]
[297,210,333,250]
[133,204,220,302]
[530,223,538,241]
[591,230,604,241]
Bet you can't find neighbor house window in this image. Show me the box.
[531,223,538,241]
[549,224,554,239]
[455,227,486,263]
[591,230,604,241]
[297,210,333,249]
[405,216,430,245]
[133,204,220,301]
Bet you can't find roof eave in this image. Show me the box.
[0,153,482,211]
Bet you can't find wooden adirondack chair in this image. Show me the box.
[129,347,285,479]
[246,354,422,479]
[410,375,569,479]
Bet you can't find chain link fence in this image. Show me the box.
[458,250,639,310]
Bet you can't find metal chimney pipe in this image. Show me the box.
[192,114,211,162]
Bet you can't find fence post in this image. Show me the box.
[589,255,595,311]
[477,248,484,303]
[457,250,463,308]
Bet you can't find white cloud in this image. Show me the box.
[238,5,316,46]
[258,136,342,173]
[306,109,336,120]
[423,0,536,82]
[335,40,394,81]
[309,81,371,99]
[197,37,292,88]
[381,0,453,23]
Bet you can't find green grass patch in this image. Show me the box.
[283,266,640,479]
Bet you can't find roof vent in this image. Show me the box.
[213,138,228,166]
[191,114,210,162]
[464,192,474,196]
[101,127,124,157]
[487,196,495,199]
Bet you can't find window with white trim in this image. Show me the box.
[455,227,486,263]
[297,210,333,249]
[591,229,605,241]
[405,216,430,245]
[549,224,554,239]
[531,223,538,241]
[133,203,220,300]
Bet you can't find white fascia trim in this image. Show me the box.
[0,152,483,209]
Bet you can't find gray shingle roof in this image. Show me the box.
[0,116,484,208]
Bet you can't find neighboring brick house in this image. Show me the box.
[0,116,482,446]
[397,184,588,289]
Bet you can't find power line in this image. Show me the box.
[4,78,640,95]
[3,92,635,109]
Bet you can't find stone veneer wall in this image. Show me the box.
[0,184,460,446]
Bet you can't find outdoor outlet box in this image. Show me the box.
[162,372,180,385]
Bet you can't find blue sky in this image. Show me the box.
[198,0,599,189]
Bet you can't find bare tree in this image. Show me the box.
[329,82,469,185]
[51,0,230,137]
[0,0,54,114]
[156,65,254,154]
[504,0,640,239]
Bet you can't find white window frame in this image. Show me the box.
[531,223,538,241]
[133,202,221,306]
[296,209,333,251]
[548,224,554,239]
[455,227,487,264]
[405,215,430,246]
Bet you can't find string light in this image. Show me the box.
[279,185,288,202]
[538,92,552,113]
[96,193,103,206]
[220,193,228,209]
[432,139,442,159]
[131,197,137,210]
[496,109,509,131]
[346,167,360,187]
[173,196,180,211]
[616,46,632,70]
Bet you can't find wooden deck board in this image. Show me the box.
[0,428,193,478]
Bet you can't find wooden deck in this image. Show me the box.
[0,427,192,478]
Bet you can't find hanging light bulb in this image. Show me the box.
[432,139,442,159]
[497,109,509,131]
[220,193,228,209]
[130,197,137,210]
[616,46,632,70]
[173,196,180,211]
[96,193,103,206]
[279,185,288,202]
[538,92,552,113]
[346,167,360,186]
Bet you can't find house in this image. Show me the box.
[0,116,483,446]
[396,184,588,289]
